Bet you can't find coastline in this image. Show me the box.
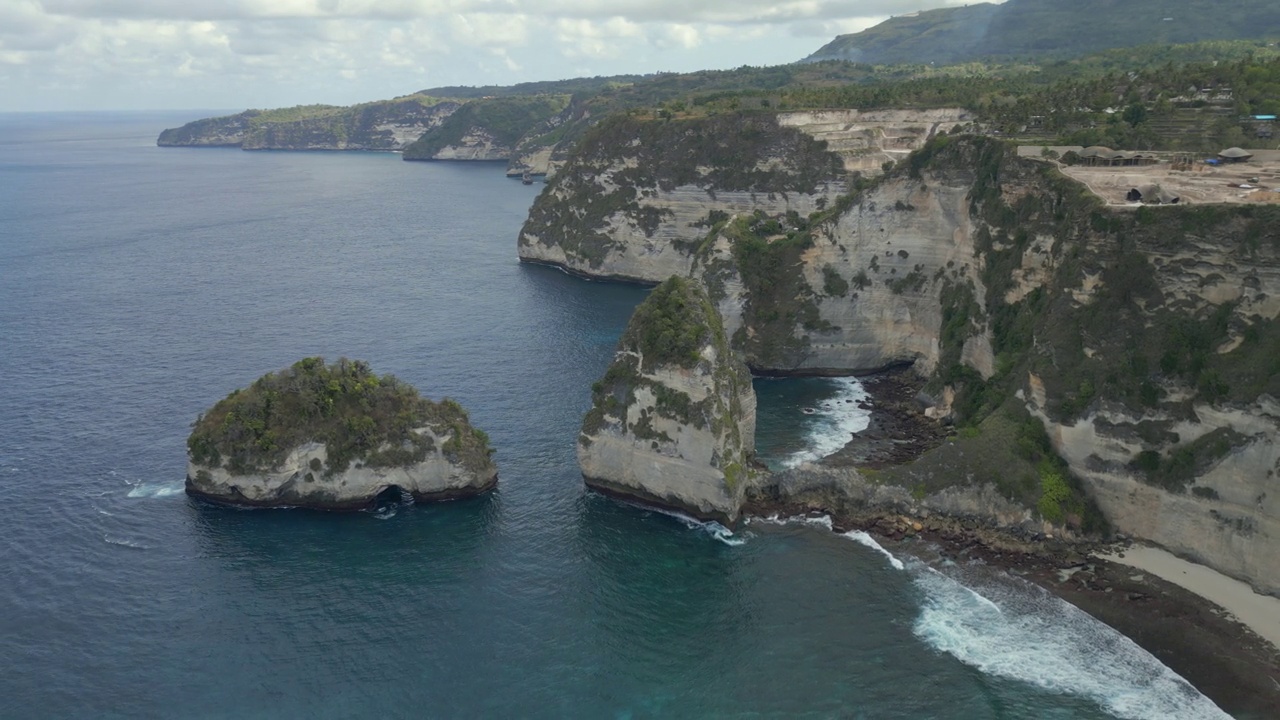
[762,368,1280,718]
[743,498,1280,719]
[1097,545,1280,650]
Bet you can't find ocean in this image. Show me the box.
[0,112,1229,719]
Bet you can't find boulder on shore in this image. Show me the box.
[185,357,497,509]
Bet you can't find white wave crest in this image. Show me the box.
[749,513,835,531]
[126,481,184,499]
[675,515,746,546]
[841,530,906,570]
[102,535,150,550]
[782,377,872,468]
[912,567,1229,720]
[639,504,747,546]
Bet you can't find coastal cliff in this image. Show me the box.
[518,113,848,283]
[579,277,757,523]
[186,357,496,509]
[402,95,569,162]
[533,128,1280,596]
[157,95,461,151]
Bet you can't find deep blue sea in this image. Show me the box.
[0,113,1230,719]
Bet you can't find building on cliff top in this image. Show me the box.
[1219,147,1254,162]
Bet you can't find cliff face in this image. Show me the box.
[187,427,498,509]
[402,95,569,162]
[778,109,973,175]
[579,277,757,524]
[536,129,1280,595]
[185,358,497,510]
[518,113,848,282]
[157,96,461,151]
[691,169,988,375]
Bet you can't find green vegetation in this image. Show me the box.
[624,276,722,371]
[721,212,825,369]
[402,95,570,159]
[521,112,842,269]
[187,358,492,477]
[876,403,1107,533]
[822,265,850,298]
[806,0,1280,66]
[158,94,460,150]
[903,135,1279,432]
[582,276,754,493]
[1131,428,1248,492]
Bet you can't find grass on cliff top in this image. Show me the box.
[187,357,492,477]
[623,276,725,371]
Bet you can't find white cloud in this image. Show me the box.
[0,0,1005,111]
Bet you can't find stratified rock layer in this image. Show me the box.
[579,277,756,523]
[532,130,1280,596]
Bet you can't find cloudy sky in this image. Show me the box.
[2,0,989,112]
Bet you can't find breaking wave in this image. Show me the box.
[781,377,872,468]
[636,503,747,546]
[841,530,906,570]
[102,535,150,550]
[912,566,1230,720]
[126,481,184,499]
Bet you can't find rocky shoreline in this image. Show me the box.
[822,365,948,469]
[751,368,1280,719]
[744,497,1280,718]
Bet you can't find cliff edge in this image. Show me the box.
[532,127,1280,596]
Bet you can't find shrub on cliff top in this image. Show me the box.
[624,276,721,370]
[187,358,492,476]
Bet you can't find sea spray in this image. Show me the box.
[781,377,872,468]
[749,515,908,571]
[638,502,748,546]
[912,566,1230,720]
[750,513,835,531]
[841,530,906,570]
[126,480,184,499]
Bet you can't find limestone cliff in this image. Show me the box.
[579,277,757,523]
[778,108,973,175]
[690,165,988,375]
[402,95,569,162]
[741,140,1280,595]
[536,129,1280,595]
[518,113,848,282]
[157,96,460,151]
[185,358,496,509]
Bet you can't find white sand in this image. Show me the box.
[1097,545,1280,650]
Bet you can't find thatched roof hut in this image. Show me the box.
[1219,147,1254,162]
[1126,184,1180,204]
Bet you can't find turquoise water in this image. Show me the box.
[0,113,1228,719]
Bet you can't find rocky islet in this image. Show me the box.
[186,357,497,510]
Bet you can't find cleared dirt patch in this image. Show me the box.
[1019,146,1280,206]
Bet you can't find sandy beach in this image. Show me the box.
[1099,545,1280,651]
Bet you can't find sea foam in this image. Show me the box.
[912,566,1230,720]
[644,504,747,546]
[102,535,150,550]
[126,481,184,499]
[841,530,906,570]
[781,377,871,468]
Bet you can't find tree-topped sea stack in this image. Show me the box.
[579,276,757,524]
[186,358,497,509]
